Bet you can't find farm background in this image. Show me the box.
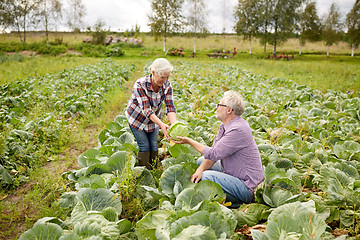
[0,29,359,240]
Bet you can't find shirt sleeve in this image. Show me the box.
[164,84,176,114]
[203,128,243,161]
[133,82,155,118]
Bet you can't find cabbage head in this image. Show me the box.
[168,121,189,140]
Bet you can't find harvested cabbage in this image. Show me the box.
[168,121,189,140]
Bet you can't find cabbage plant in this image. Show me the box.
[168,121,189,140]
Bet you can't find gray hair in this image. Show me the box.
[223,90,245,116]
[149,58,173,76]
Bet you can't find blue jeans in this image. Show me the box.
[129,125,159,152]
[197,156,253,204]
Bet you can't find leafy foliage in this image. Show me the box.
[20,61,360,239]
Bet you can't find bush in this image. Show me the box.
[36,45,67,56]
[0,53,25,63]
[105,44,125,57]
[74,43,108,57]
[0,42,28,52]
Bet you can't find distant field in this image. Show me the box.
[0,31,357,55]
[0,32,359,94]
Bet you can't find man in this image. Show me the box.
[175,90,264,205]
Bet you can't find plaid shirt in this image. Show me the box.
[126,74,176,132]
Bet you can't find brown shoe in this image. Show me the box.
[137,152,151,170]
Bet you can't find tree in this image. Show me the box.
[148,0,184,52]
[257,0,272,53]
[2,0,41,42]
[268,0,304,54]
[346,0,360,57]
[322,3,343,56]
[0,0,14,32]
[37,0,62,45]
[91,19,107,45]
[65,0,86,44]
[234,0,261,54]
[298,1,321,55]
[185,0,208,54]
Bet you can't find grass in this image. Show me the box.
[0,56,101,84]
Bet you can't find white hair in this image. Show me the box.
[149,58,173,76]
[223,90,245,116]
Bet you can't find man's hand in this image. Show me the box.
[172,136,189,144]
[190,169,203,183]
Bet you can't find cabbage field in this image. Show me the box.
[0,59,135,186]
[18,61,360,239]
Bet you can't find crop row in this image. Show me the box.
[0,59,135,187]
[19,61,360,239]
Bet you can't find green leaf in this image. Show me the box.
[118,132,134,144]
[168,144,192,158]
[78,149,105,168]
[117,219,132,234]
[76,175,106,189]
[19,223,63,240]
[159,164,192,199]
[174,180,226,210]
[172,225,217,240]
[169,210,234,238]
[86,163,112,176]
[59,191,77,209]
[233,203,270,228]
[0,164,13,184]
[59,233,79,240]
[71,188,122,224]
[265,201,327,240]
[135,210,172,240]
[251,229,269,240]
[106,151,135,174]
[101,207,119,222]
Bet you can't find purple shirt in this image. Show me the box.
[203,116,264,192]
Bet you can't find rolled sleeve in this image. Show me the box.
[164,84,176,114]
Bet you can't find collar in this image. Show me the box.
[222,115,241,131]
[146,74,165,91]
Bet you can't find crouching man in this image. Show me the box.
[174,90,264,205]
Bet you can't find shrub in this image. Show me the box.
[74,43,108,57]
[36,45,67,56]
[106,44,124,57]
[0,53,25,63]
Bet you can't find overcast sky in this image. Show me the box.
[78,0,356,33]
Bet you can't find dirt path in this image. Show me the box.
[0,63,145,239]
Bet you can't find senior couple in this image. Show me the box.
[126,58,264,205]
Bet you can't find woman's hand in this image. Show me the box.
[160,123,170,140]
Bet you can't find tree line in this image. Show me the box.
[0,0,85,44]
[149,0,360,56]
[1,0,359,56]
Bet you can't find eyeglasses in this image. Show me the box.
[216,103,228,108]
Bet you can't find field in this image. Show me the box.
[0,33,360,239]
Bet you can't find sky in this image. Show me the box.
[78,0,356,33]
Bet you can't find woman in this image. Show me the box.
[126,58,177,169]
